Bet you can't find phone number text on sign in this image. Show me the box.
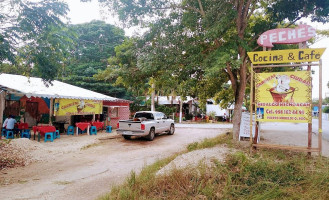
[266,109,305,115]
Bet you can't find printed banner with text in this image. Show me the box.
[255,71,311,123]
[54,99,103,116]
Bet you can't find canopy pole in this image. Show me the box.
[49,98,53,125]
[0,90,6,128]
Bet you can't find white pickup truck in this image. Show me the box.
[116,111,175,141]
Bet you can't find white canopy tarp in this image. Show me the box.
[0,73,125,101]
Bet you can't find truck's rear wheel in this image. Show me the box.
[123,135,131,140]
[146,128,155,141]
[168,124,175,135]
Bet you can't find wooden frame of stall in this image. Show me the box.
[250,60,323,156]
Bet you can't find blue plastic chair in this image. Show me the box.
[6,130,14,139]
[21,129,31,139]
[67,126,74,135]
[106,126,112,133]
[1,128,6,137]
[90,126,97,135]
[44,132,54,142]
[54,130,60,139]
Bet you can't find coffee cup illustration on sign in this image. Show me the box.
[77,100,85,113]
[267,74,297,103]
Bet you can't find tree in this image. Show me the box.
[97,0,329,139]
[60,21,128,97]
[0,0,70,81]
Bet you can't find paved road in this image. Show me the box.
[311,118,329,141]
[176,123,233,129]
[259,119,329,156]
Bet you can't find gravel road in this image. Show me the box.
[0,125,230,200]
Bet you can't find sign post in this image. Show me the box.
[248,24,324,155]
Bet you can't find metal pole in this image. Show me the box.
[49,98,53,125]
[319,59,323,156]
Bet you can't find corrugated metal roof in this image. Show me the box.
[0,73,128,102]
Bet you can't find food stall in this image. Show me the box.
[0,74,131,135]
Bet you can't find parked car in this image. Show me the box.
[116,111,175,141]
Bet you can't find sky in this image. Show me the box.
[65,0,329,99]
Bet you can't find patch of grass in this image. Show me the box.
[0,139,11,145]
[18,180,28,184]
[53,180,74,185]
[187,132,233,151]
[99,134,329,200]
[81,143,100,150]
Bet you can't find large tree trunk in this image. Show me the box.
[232,83,246,140]
[231,0,252,140]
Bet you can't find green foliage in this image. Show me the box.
[187,133,232,151]
[0,0,69,81]
[96,38,150,97]
[267,0,329,23]
[185,113,193,120]
[155,105,176,117]
[96,0,329,138]
[323,106,329,114]
[60,21,129,98]
[208,111,216,120]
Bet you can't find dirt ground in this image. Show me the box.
[0,127,230,200]
[1,122,328,200]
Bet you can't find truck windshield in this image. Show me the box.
[134,113,154,119]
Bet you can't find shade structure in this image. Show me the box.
[0,73,128,102]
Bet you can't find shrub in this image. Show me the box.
[323,106,329,113]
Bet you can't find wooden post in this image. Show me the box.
[250,64,254,145]
[307,63,312,155]
[49,98,53,125]
[0,90,6,127]
[319,59,323,156]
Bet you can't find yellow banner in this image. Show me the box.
[248,48,325,64]
[54,99,103,116]
[255,71,311,123]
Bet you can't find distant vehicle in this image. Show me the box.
[116,111,175,141]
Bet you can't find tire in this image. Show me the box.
[168,124,175,135]
[146,128,155,141]
[123,135,131,140]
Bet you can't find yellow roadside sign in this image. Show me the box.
[54,99,103,116]
[255,71,312,123]
[248,48,325,64]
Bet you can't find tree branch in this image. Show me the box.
[197,0,205,18]
[225,62,237,94]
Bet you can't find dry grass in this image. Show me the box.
[98,133,329,200]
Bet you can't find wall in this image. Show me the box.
[103,101,130,128]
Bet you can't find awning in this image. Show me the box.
[0,73,129,102]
